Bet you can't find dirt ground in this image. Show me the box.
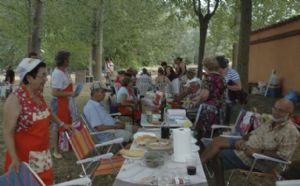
[0,84,299,186]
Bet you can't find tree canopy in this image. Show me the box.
[0,0,299,72]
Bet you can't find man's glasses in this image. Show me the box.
[272,106,290,114]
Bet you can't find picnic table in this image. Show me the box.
[113,128,208,186]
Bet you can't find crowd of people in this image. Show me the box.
[1,53,299,185]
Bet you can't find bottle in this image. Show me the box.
[160,93,167,122]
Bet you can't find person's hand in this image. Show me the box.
[9,157,21,173]
[235,139,246,151]
[60,123,73,132]
[115,123,125,129]
[72,91,79,97]
[243,146,261,157]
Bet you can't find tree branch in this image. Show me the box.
[207,0,211,14]
[206,0,220,20]
[192,0,199,15]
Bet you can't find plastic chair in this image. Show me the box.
[65,119,125,181]
[226,153,291,186]
[276,180,300,186]
[0,162,91,186]
[210,108,260,139]
[80,114,124,153]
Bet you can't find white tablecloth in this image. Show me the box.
[113,129,208,186]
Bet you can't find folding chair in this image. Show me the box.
[65,119,125,181]
[0,162,91,186]
[210,108,260,139]
[199,108,260,179]
[226,153,291,186]
[80,114,124,153]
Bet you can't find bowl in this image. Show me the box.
[144,151,165,168]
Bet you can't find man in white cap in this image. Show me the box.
[83,82,134,143]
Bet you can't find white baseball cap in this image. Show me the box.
[90,81,111,92]
[17,58,42,81]
[185,77,201,87]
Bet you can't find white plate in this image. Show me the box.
[122,155,143,160]
[190,138,197,144]
[133,132,156,139]
[191,145,200,152]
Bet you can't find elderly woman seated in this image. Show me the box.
[180,78,202,111]
[116,76,142,122]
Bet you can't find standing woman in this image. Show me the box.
[155,67,171,93]
[3,58,69,185]
[50,51,78,157]
[165,66,180,95]
[195,56,226,139]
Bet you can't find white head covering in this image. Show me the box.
[17,58,42,81]
[184,77,201,87]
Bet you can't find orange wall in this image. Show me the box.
[249,20,300,95]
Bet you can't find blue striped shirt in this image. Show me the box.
[225,68,240,83]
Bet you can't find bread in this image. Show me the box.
[135,135,158,145]
[120,149,145,157]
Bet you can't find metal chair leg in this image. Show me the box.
[244,159,257,186]
[226,170,236,186]
[204,163,215,178]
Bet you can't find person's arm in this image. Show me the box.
[197,88,209,102]
[120,93,134,107]
[51,114,72,130]
[94,122,125,131]
[52,88,77,97]
[227,70,242,91]
[227,80,242,91]
[3,94,21,172]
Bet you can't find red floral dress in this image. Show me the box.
[4,85,53,185]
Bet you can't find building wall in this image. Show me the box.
[249,19,300,95]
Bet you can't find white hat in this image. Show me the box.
[185,77,201,87]
[90,81,111,92]
[17,58,42,81]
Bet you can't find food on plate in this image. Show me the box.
[151,120,161,125]
[146,139,172,151]
[135,135,158,145]
[120,149,145,157]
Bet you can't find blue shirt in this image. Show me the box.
[116,86,129,103]
[83,99,116,142]
[225,68,240,83]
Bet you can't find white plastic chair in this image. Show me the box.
[0,162,91,186]
[276,179,300,186]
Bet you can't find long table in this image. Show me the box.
[113,128,208,186]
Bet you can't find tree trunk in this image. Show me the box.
[27,0,43,55]
[93,0,104,81]
[26,0,32,54]
[197,21,208,78]
[236,0,252,91]
[232,0,240,68]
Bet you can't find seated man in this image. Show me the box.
[84,82,134,143]
[200,99,299,186]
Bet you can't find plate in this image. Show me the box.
[122,155,143,160]
[146,139,172,151]
[190,138,197,144]
[133,132,156,139]
[119,149,145,158]
[191,145,200,152]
